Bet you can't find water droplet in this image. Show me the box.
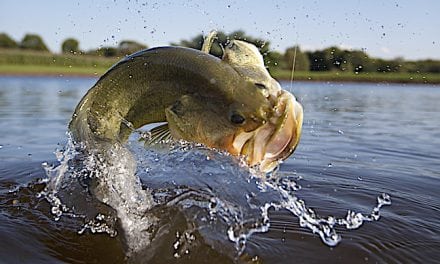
[327,163,333,168]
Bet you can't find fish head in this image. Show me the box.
[165,94,241,148]
[223,39,304,171]
[165,86,303,173]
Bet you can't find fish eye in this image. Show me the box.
[230,113,245,125]
[255,83,267,89]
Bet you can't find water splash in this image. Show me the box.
[78,213,118,237]
[256,175,391,247]
[40,132,391,259]
[40,133,156,253]
[40,135,79,221]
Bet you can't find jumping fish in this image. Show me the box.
[69,34,303,172]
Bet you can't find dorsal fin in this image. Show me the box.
[144,123,173,145]
[201,30,217,54]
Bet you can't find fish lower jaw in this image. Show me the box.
[231,91,303,173]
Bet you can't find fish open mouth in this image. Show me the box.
[232,90,303,172]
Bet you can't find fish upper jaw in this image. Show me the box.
[231,90,303,172]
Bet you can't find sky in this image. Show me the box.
[1,0,439,60]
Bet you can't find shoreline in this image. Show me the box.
[1,66,439,85]
[1,48,440,85]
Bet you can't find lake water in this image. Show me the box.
[0,76,439,263]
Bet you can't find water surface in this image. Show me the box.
[0,76,439,263]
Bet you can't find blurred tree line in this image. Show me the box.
[0,32,147,57]
[172,31,440,74]
[0,33,49,51]
[1,31,439,74]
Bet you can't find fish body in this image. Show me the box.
[70,47,268,142]
[70,42,302,172]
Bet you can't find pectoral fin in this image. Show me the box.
[143,123,174,145]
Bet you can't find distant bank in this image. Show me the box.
[1,49,439,84]
[271,69,440,84]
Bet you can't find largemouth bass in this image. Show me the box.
[69,38,303,172]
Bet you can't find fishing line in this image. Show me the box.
[289,45,298,93]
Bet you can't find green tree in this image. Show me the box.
[308,46,373,72]
[62,38,80,54]
[385,59,440,73]
[118,40,147,56]
[86,46,117,57]
[20,34,49,51]
[414,60,440,73]
[372,58,403,73]
[265,51,285,72]
[284,46,310,71]
[321,46,353,72]
[307,50,332,71]
[0,33,18,48]
[346,50,373,73]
